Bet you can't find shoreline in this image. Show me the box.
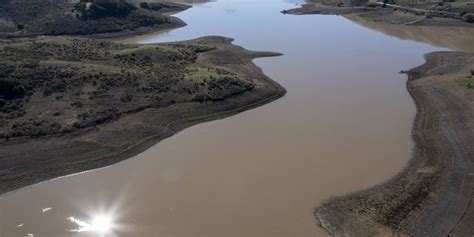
[315,51,474,236]
[284,6,474,236]
[86,16,187,41]
[283,2,474,27]
[87,6,192,41]
[0,36,286,196]
[2,1,472,236]
[0,2,287,196]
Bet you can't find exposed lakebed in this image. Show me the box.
[0,0,466,236]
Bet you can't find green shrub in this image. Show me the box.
[0,38,251,139]
[140,2,149,9]
[463,13,474,23]
[75,0,137,20]
[71,101,83,108]
[0,80,25,99]
[367,2,378,8]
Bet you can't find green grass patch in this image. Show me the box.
[184,67,221,83]
[456,76,474,89]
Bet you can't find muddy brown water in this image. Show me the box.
[346,14,474,52]
[2,1,474,237]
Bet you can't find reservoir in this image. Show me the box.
[2,0,470,236]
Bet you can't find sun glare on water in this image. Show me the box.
[67,214,115,235]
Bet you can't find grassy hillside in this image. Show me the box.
[0,0,189,38]
[0,37,254,139]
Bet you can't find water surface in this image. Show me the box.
[0,1,458,236]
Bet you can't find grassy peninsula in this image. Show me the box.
[0,1,286,194]
[0,38,256,139]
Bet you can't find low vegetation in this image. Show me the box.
[0,0,188,38]
[309,0,474,14]
[0,38,254,139]
[464,12,474,22]
[457,75,474,89]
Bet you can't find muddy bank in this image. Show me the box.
[282,2,372,15]
[346,14,474,52]
[315,52,474,236]
[0,36,285,195]
[283,2,474,27]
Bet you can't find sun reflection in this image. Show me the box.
[67,213,115,235]
[91,215,113,233]
[63,178,131,236]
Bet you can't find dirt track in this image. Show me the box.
[407,52,474,236]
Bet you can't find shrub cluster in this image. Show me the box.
[0,38,254,140]
[463,13,474,23]
[75,0,137,20]
[0,0,172,38]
